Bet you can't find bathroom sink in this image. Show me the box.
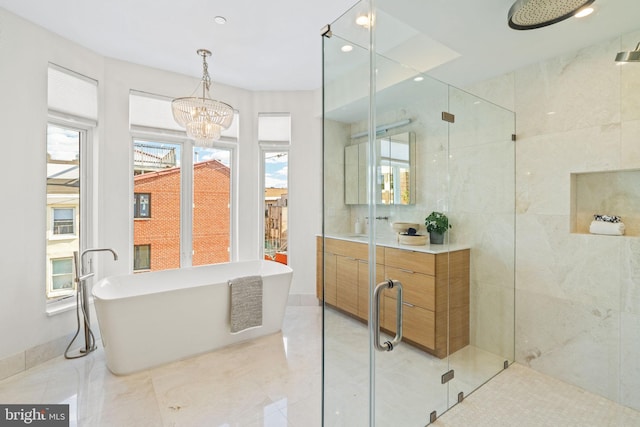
[345,233,367,239]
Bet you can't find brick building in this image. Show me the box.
[133,159,230,271]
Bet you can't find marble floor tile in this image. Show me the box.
[0,306,638,426]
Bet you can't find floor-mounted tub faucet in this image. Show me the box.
[65,248,118,359]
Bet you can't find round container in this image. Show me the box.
[398,234,428,246]
[391,222,420,234]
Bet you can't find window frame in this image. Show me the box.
[45,120,94,304]
[260,147,290,262]
[130,132,238,271]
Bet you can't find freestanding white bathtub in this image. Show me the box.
[92,260,293,375]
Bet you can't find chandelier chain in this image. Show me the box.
[201,52,211,96]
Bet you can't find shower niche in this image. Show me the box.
[570,169,640,236]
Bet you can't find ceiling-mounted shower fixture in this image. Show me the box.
[508,0,596,30]
[615,42,640,63]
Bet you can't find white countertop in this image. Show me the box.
[323,234,471,254]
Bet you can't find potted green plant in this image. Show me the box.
[424,211,451,244]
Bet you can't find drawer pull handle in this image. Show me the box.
[373,279,403,352]
[399,268,415,274]
[402,302,414,308]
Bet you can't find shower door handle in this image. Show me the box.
[373,279,403,351]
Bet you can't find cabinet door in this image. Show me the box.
[336,255,358,315]
[383,296,435,350]
[324,253,337,306]
[357,260,384,321]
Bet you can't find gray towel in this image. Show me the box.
[229,275,263,333]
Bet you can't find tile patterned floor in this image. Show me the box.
[0,306,638,426]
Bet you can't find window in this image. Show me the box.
[259,113,290,265]
[46,64,97,303]
[134,193,151,218]
[192,146,232,266]
[46,124,82,300]
[133,140,181,271]
[52,207,75,235]
[130,91,237,272]
[134,245,151,271]
[50,258,74,296]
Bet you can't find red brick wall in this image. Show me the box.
[134,160,230,271]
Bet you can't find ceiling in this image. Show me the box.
[0,0,639,91]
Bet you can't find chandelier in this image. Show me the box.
[171,49,234,147]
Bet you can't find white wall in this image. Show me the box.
[0,8,322,365]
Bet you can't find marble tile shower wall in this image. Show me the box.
[468,29,640,411]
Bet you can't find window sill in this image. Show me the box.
[46,296,92,317]
[48,235,77,241]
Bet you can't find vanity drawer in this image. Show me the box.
[384,247,435,276]
[384,266,435,311]
[383,296,435,349]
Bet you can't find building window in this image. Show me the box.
[134,244,151,271]
[134,193,151,218]
[50,258,75,294]
[52,207,75,235]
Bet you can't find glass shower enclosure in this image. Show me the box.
[321,1,516,425]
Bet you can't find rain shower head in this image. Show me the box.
[508,0,595,30]
[615,42,640,63]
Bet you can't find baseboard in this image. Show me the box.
[0,332,80,381]
[287,294,320,306]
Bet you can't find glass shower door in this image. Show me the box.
[322,1,516,425]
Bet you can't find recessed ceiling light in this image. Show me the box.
[356,15,370,27]
[214,16,227,24]
[574,7,594,18]
[413,76,424,82]
[341,45,353,52]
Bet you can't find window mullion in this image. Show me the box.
[181,141,194,267]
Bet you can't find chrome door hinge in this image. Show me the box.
[321,24,332,38]
[441,369,455,384]
[512,134,516,141]
[430,411,437,423]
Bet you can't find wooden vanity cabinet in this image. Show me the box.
[382,248,470,358]
[316,237,337,305]
[357,259,385,321]
[317,237,383,321]
[317,237,469,358]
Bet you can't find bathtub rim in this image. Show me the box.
[92,259,292,301]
